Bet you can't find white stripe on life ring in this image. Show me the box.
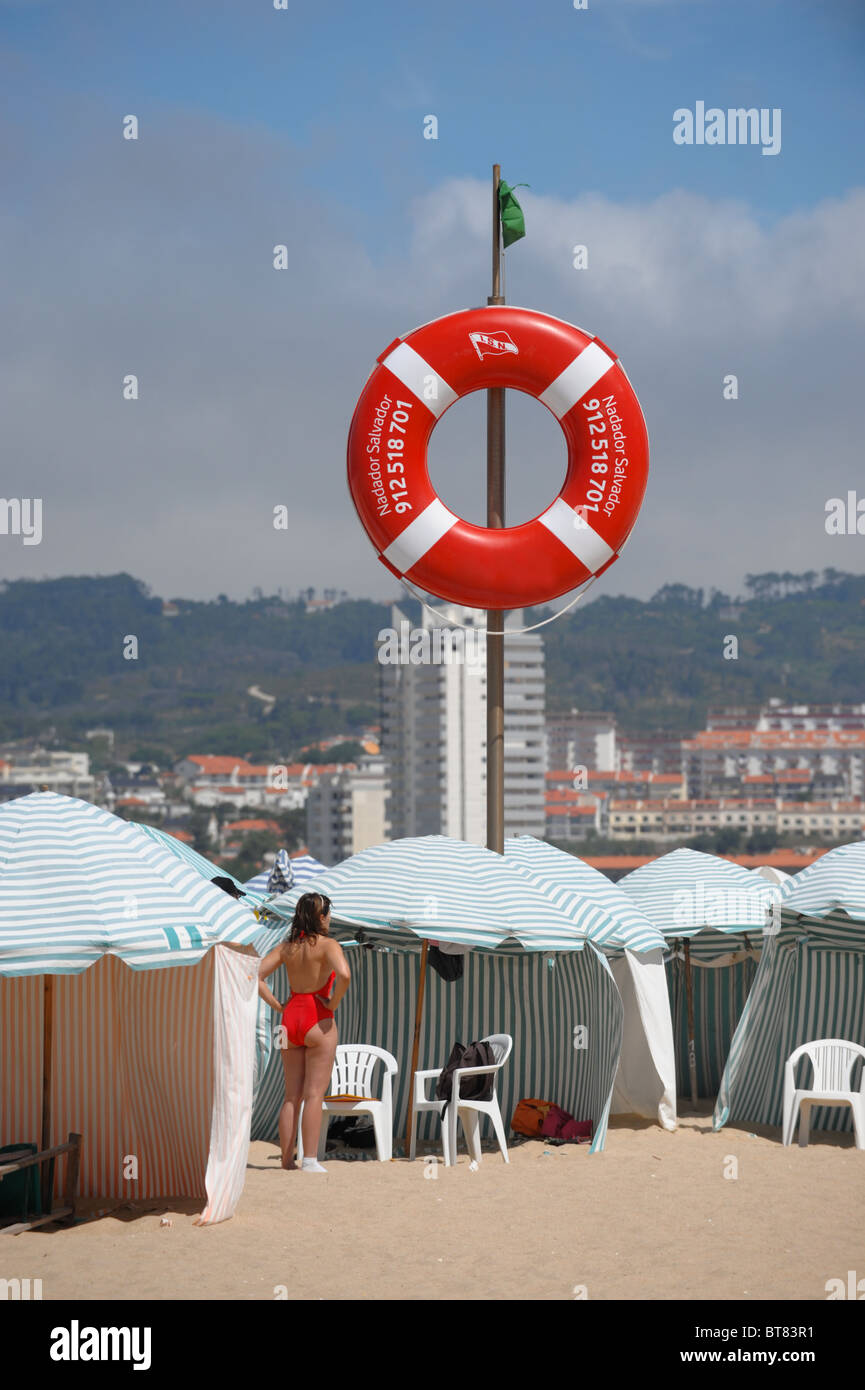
[382,498,459,574]
[538,497,615,572]
[539,341,615,420]
[381,342,458,419]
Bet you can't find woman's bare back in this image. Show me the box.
[280,936,337,994]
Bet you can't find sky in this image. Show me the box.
[1,0,864,605]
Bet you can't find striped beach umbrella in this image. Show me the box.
[0,793,261,973]
[504,836,665,953]
[267,835,637,953]
[715,840,865,1136]
[619,848,779,1105]
[0,792,261,1223]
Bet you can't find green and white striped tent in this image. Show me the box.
[252,836,657,1153]
[619,849,778,1101]
[0,792,262,1224]
[714,840,865,1137]
[505,836,677,1129]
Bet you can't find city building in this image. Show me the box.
[545,711,617,775]
[380,603,545,842]
[682,730,865,802]
[305,761,387,864]
[0,747,95,799]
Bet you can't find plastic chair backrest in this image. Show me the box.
[481,1033,513,1069]
[330,1044,397,1098]
[791,1039,865,1091]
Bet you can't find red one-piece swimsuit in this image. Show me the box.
[282,971,336,1047]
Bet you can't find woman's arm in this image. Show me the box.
[257,945,286,1014]
[326,940,352,1011]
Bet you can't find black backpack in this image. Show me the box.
[435,1040,496,1113]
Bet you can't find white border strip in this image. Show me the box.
[539,341,615,420]
[538,498,615,571]
[382,499,459,574]
[381,342,458,419]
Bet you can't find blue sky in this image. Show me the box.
[5,0,862,225]
[1,0,864,602]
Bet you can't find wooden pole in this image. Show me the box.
[40,976,54,1212]
[683,938,698,1107]
[404,939,429,1157]
[486,163,506,856]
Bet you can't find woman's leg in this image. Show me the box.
[279,1043,306,1169]
[300,1018,338,1162]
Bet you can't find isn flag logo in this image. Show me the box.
[469,330,519,360]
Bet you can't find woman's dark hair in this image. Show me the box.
[288,891,331,943]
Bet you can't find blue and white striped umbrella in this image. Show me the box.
[244,850,327,898]
[504,836,665,953]
[0,792,262,975]
[266,835,635,953]
[776,840,865,944]
[619,847,777,951]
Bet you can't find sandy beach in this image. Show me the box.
[9,1114,864,1302]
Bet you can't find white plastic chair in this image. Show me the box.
[297,1044,398,1163]
[782,1039,865,1148]
[410,1033,513,1166]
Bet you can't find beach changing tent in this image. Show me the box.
[254,836,650,1153]
[619,849,777,1102]
[0,793,261,1224]
[504,836,676,1130]
[714,840,865,1137]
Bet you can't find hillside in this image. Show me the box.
[0,569,863,763]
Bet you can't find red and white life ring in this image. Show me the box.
[346,306,648,610]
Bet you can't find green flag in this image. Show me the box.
[498,179,527,248]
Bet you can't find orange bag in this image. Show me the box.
[510,1098,556,1137]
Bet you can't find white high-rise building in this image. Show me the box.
[379,603,545,843]
[305,759,387,865]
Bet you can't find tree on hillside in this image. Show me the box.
[651,584,704,607]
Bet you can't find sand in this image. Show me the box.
[7,1114,865,1301]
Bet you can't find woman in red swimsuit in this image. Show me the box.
[258,892,351,1173]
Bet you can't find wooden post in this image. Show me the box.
[63,1133,82,1225]
[40,976,54,1211]
[683,938,698,1107]
[486,162,506,856]
[404,939,429,1157]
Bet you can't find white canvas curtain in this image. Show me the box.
[610,949,677,1129]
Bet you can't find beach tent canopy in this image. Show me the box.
[267,835,658,954]
[256,835,630,1152]
[504,835,665,953]
[0,792,261,1224]
[619,847,776,953]
[504,836,676,1130]
[619,849,780,1101]
[714,840,865,1136]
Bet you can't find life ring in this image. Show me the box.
[346,306,648,610]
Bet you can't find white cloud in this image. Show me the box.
[1,111,862,604]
